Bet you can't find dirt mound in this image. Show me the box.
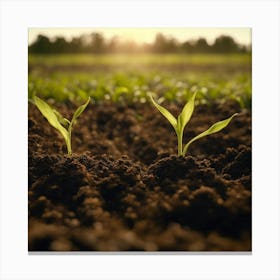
[28,101,251,251]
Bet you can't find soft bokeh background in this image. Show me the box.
[29,28,251,46]
[28,28,251,109]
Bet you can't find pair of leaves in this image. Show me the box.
[34,96,90,155]
[148,92,237,156]
[149,92,196,135]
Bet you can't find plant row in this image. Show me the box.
[29,72,251,109]
[31,93,237,157]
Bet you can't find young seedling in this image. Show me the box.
[33,96,90,156]
[148,92,237,156]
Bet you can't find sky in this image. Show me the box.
[28,28,251,45]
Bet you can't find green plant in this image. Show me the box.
[33,96,90,156]
[148,92,238,156]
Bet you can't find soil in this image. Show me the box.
[28,100,251,251]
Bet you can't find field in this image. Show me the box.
[28,53,252,251]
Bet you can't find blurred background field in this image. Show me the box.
[28,28,251,109]
[29,53,251,67]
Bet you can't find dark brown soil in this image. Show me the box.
[28,100,251,251]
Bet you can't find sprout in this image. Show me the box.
[33,96,90,156]
[148,92,237,156]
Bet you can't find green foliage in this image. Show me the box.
[149,93,237,156]
[28,53,251,108]
[34,96,90,155]
[182,113,238,155]
[28,71,251,109]
[29,53,251,67]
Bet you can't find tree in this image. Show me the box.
[153,33,178,53]
[69,37,84,53]
[29,35,51,53]
[194,38,209,53]
[212,35,239,53]
[90,32,105,53]
[52,37,68,53]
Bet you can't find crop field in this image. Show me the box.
[28,53,252,251]
[29,53,251,106]
[29,53,251,67]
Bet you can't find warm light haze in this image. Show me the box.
[29,28,251,45]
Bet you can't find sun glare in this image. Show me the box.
[28,28,251,45]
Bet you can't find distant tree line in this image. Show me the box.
[29,32,251,54]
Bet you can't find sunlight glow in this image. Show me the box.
[28,28,251,45]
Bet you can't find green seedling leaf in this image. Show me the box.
[148,93,177,130]
[34,96,69,143]
[71,97,90,124]
[53,108,71,128]
[28,98,35,105]
[177,92,197,131]
[115,87,129,94]
[182,113,238,155]
[149,92,197,155]
[34,96,90,156]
